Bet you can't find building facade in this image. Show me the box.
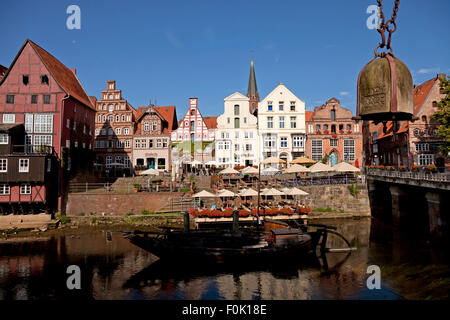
[93,80,136,175]
[0,39,95,211]
[305,98,362,167]
[132,105,177,172]
[171,98,217,164]
[215,92,259,167]
[258,83,306,164]
[364,74,447,168]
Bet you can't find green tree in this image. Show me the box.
[431,76,450,155]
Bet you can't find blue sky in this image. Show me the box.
[1,0,449,117]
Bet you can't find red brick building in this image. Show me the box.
[305,98,363,167]
[0,39,96,212]
[364,74,447,168]
[93,80,136,176]
[132,105,178,172]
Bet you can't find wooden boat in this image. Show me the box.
[122,212,351,264]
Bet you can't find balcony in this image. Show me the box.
[11,145,55,155]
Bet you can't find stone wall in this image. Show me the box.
[301,183,370,217]
[65,192,185,216]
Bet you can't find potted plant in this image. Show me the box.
[332,134,338,139]
[316,130,321,134]
[347,130,352,134]
[425,164,437,173]
[398,166,407,172]
[411,165,420,172]
[324,130,329,134]
[339,129,344,134]
[133,183,140,192]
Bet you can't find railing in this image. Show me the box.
[12,145,54,155]
[281,176,359,187]
[68,181,180,193]
[366,168,450,183]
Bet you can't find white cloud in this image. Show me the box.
[339,91,350,96]
[417,67,440,74]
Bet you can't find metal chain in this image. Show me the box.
[375,0,401,57]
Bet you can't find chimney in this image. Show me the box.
[70,68,76,75]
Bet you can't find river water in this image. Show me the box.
[0,218,448,300]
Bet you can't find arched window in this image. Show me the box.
[121,115,125,121]
[108,115,113,122]
[414,129,420,137]
[234,118,240,128]
[115,115,119,122]
[234,105,240,116]
[102,115,106,122]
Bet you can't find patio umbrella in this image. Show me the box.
[307,162,333,173]
[219,167,240,175]
[190,159,202,166]
[288,187,309,195]
[205,160,218,166]
[262,167,280,175]
[241,166,258,174]
[192,190,216,198]
[291,156,316,165]
[284,164,309,174]
[332,162,360,173]
[217,189,236,197]
[261,156,286,165]
[141,168,159,175]
[238,188,258,197]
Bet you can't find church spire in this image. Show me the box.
[247,57,259,114]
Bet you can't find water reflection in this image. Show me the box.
[0,218,447,300]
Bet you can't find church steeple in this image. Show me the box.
[247,57,259,114]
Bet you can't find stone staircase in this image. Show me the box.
[156,196,195,213]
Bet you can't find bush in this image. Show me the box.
[126,212,134,216]
[141,209,153,215]
[348,184,359,197]
[58,215,71,224]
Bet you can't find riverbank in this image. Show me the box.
[0,212,367,240]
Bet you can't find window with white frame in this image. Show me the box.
[264,135,276,148]
[293,136,304,148]
[25,114,33,132]
[124,128,130,135]
[279,116,285,129]
[156,139,162,148]
[330,139,338,147]
[290,117,297,129]
[279,102,284,111]
[124,156,130,168]
[163,139,168,148]
[20,184,31,194]
[34,114,53,133]
[234,154,240,163]
[141,139,147,149]
[311,140,323,161]
[415,143,430,152]
[144,122,149,131]
[3,114,15,123]
[343,139,355,161]
[0,159,7,172]
[235,131,239,139]
[0,184,10,195]
[135,140,141,149]
[117,140,123,148]
[152,121,157,131]
[234,143,239,152]
[245,144,252,151]
[115,156,122,164]
[116,128,122,135]
[125,140,130,148]
[34,135,52,147]
[267,117,273,128]
[106,156,112,168]
[95,128,100,136]
[418,154,434,166]
[268,101,273,111]
[19,159,29,173]
[290,101,296,111]
[106,141,113,148]
[0,134,8,144]
[280,137,288,148]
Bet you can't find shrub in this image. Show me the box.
[141,209,153,215]
[58,215,71,224]
[126,212,134,216]
[348,184,359,197]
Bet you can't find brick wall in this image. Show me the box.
[65,192,184,216]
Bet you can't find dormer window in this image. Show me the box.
[41,75,49,85]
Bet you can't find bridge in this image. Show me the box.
[365,168,449,238]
